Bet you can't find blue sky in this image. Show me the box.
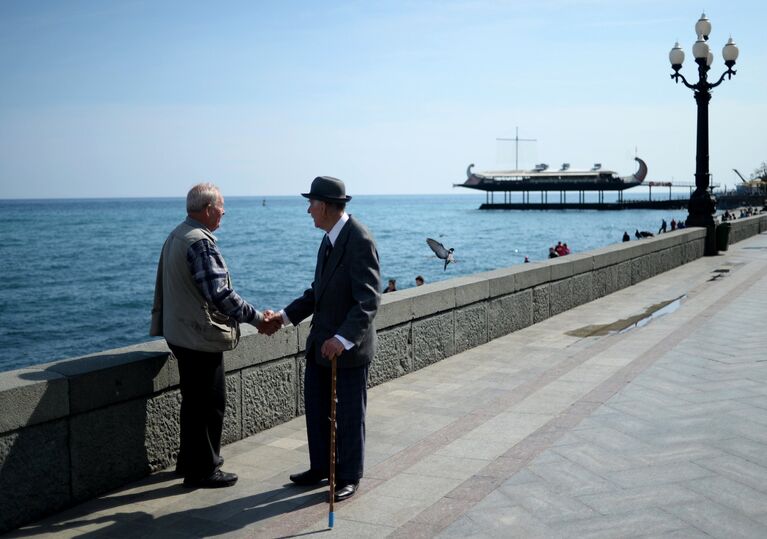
[1,0,764,198]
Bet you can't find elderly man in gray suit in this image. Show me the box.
[268,176,380,502]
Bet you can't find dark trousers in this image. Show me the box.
[304,351,368,482]
[169,343,225,480]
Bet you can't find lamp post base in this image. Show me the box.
[686,189,718,256]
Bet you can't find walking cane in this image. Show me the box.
[328,354,338,529]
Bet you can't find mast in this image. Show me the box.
[496,127,536,170]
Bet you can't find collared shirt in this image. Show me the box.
[326,212,349,247]
[281,212,354,350]
[186,220,260,324]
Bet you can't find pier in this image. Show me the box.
[2,216,767,537]
[457,157,697,210]
[471,180,694,211]
[480,198,690,211]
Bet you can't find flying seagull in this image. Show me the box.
[426,238,455,270]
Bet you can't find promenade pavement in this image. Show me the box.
[7,231,767,538]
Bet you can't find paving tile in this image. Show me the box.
[439,502,556,539]
[664,501,767,538]
[295,516,395,538]
[577,484,703,515]
[686,475,767,516]
[713,436,767,468]
[548,508,689,539]
[436,437,513,461]
[404,453,490,480]
[371,472,464,502]
[694,454,767,494]
[492,481,597,523]
[607,462,714,489]
[333,491,433,528]
[526,452,616,496]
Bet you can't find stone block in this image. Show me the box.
[144,390,181,472]
[567,252,595,275]
[377,294,413,329]
[616,261,632,290]
[669,245,683,269]
[370,324,411,387]
[473,264,549,301]
[549,257,576,281]
[693,238,705,259]
[455,303,488,353]
[296,318,312,353]
[226,324,300,371]
[512,264,551,293]
[0,368,68,432]
[242,358,297,437]
[486,267,518,298]
[411,282,456,319]
[571,272,593,307]
[651,232,678,252]
[412,312,454,371]
[222,372,242,445]
[533,285,550,323]
[592,242,634,269]
[165,351,181,388]
[549,278,574,316]
[488,290,533,340]
[70,398,157,501]
[593,266,617,299]
[453,276,490,307]
[47,346,171,414]
[0,421,70,533]
[296,355,306,416]
[648,251,662,278]
[631,256,652,285]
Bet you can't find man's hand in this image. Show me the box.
[257,310,283,336]
[321,337,344,361]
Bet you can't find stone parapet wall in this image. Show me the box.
[726,213,767,245]
[0,223,750,532]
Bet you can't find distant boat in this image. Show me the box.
[456,157,648,193]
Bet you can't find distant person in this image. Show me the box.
[659,219,667,234]
[554,241,565,256]
[548,247,559,258]
[562,243,570,255]
[670,218,677,230]
[150,182,275,489]
[622,231,630,242]
[415,275,425,286]
[524,256,530,263]
[383,279,397,293]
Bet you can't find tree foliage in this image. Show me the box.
[751,162,767,181]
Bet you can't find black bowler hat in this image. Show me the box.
[301,176,352,203]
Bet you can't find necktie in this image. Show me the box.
[322,236,333,274]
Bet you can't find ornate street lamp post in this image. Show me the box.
[669,13,739,255]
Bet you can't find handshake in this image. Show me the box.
[256,310,284,336]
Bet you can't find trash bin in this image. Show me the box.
[716,222,731,252]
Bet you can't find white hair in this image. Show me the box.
[186,182,220,213]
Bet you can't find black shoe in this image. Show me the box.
[289,469,327,486]
[175,455,224,477]
[183,469,238,489]
[333,480,359,502]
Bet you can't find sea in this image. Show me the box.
[0,194,688,372]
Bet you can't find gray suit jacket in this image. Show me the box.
[285,216,381,368]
